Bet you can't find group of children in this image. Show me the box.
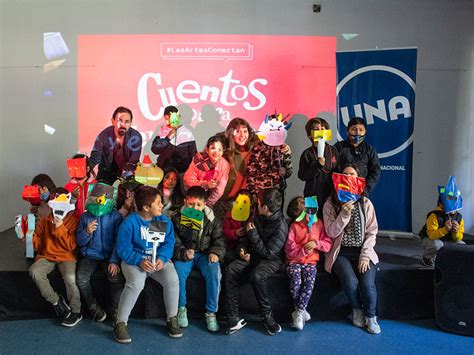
[20,106,466,343]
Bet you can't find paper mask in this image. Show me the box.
[180,207,204,231]
[85,183,117,216]
[135,154,164,187]
[304,196,318,228]
[332,173,366,203]
[66,157,87,179]
[256,114,292,146]
[231,193,251,222]
[14,214,35,258]
[140,220,168,264]
[169,112,181,128]
[48,193,75,220]
[22,185,42,205]
[438,175,462,213]
[311,129,332,142]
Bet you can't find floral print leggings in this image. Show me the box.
[287,263,317,311]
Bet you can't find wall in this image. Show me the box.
[0,0,473,233]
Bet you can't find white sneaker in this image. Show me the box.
[303,310,311,322]
[352,308,365,328]
[292,310,305,330]
[365,316,381,334]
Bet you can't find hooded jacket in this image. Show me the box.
[172,206,226,261]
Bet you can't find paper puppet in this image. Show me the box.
[47,193,75,220]
[14,214,35,258]
[231,193,251,222]
[66,157,87,179]
[311,129,332,157]
[256,114,293,147]
[135,154,164,187]
[22,185,42,205]
[332,173,366,203]
[169,112,181,129]
[304,196,319,228]
[180,207,204,231]
[85,183,117,217]
[140,220,168,264]
[438,175,462,213]
[193,152,216,181]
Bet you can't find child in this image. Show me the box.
[158,167,184,217]
[65,153,96,217]
[116,178,142,218]
[225,189,287,335]
[76,183,124,323]
[334,117,380,195]
[419,175,465,267]
[151,105,197,174]
[30,174,56,220]
[323,165,381,334]
[298,117,339,217]
[114,186,181,342]
[222,190,254,262]
[172,186,226,332]
[183,135,230,208]
[285,196,333,330]
[28,188,82,327]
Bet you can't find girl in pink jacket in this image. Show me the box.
[183,135,230,208]
[323,165,381,335]
[285,196,333,330]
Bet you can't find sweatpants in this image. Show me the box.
[116,260,179,324]
[422,238,466,260]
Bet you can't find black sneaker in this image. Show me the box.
[263,315,282,336]
[90,303,107,322]
[114,321,131,343]
[422,257,435,268]
[167,316,183,338]
[53,294,71,319]
[62,312,82,327]
[227,317,247,335]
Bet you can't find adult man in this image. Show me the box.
[90,106,142,185]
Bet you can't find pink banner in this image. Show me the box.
[78,34,336,152]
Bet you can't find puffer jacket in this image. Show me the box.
[76,210,123,264]
[247,210,288,261]
[172,206,226,261]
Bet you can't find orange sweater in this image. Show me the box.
[33,214,79,262]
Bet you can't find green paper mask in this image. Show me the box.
[169,112,181,128]
[85,183,117,217]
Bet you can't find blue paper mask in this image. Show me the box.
[438,175,462,213]
[304,196,318,228]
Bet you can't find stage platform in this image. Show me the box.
[1,227,468,322]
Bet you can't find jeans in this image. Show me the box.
[332,255,377,318]
[76,257,124,310]
[117,260,179,323]
[225,258,281,319]
[29,258,81,313]
[174,252,222,313]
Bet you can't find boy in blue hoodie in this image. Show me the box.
[114,186,181,343]
[76,183,124,323]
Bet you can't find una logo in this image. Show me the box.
[337,65,416,158]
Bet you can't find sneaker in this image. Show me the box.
[263,315,282,336]
[227,317,247,335]
[90,303,107,322]
[61,312,82,327]
[422,257,435,268]
[114,321,132,343]
[53,294,71,319]
[352,308,365,328]
[291,310,304,330]
[365,316,381,334]
[303,310,311,322]
[177,306,188,328]
[167,316,183,338]
[205,312,220,333]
